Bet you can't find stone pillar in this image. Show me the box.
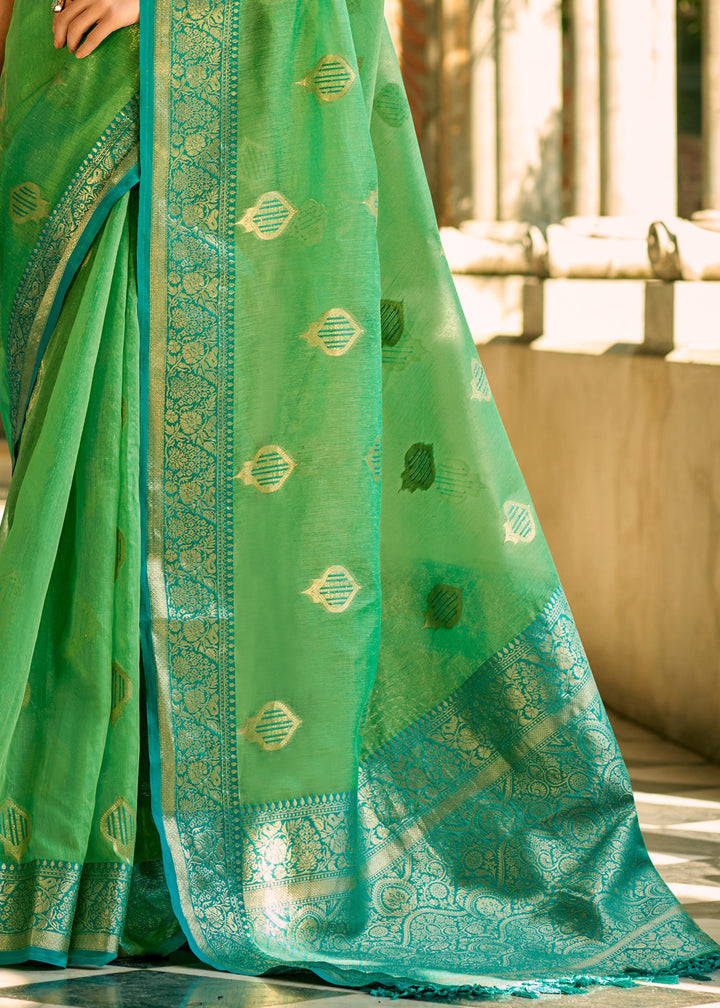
[395,0,443,209]
[495,0,563,227]
[470,0,498,220]
[438,0,473,224]
[599,0,677,218]
[385,0,401,57]
[571,0,601,217]
[703,1,720,211]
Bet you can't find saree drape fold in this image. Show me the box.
[1,0,719,994]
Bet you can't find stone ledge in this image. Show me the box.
[453,274,720,364]
[478,340,720,763]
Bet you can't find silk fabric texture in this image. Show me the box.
[0,0,718,994]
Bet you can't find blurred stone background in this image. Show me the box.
[383,0,720,762]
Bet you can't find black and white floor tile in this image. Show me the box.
[0,715,718,1008]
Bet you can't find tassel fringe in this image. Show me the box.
[365,953,720,1002]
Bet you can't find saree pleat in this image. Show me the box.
[0,194,143,964]
[0,0,719,993]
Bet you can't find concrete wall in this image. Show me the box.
[480,343,720,761]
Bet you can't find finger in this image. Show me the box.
[74,16,114,57]
[52,0,93,47]
[66,3,110,51]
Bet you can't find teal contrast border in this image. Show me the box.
[14,165,140,457]
[6,99,139,456]
[135,0,271,972]
[136,0,218,968]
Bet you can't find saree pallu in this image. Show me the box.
[0,0,719,994]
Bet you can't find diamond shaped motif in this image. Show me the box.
[471,358,492,402]
[242,701,302,751]
[503,501,536,544]
[300,54,356,103]
[300,309,364,356]
[0,799,31,861]
[374,83,409,128]
[238,191,297,240]
[236,445,296,493]
[303,565,360,613]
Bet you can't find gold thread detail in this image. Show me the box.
[110,661,132,726]
[100,797,136,861]
[241,701,302,751]
[299,309,364,357]
[302,566,360,613]
[363,189,379,217]
[298,55,356,103]
[0,800,32,862]
[238,191,297,240]
[235,445,295,493]
[503,501,536,544]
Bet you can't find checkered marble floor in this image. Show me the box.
[0,717,718,1008]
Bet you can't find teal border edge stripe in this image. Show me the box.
[12,164,140,459]
[0,947,114,968]
[136,0,220,970]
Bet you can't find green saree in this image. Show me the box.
[0,0,719,994]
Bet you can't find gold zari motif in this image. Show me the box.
[299,310,364,357]
[242,702,302,751]
[236,445,295,493]
[302,566,360,613]
[299,55,356,103]
[100,798,136,861]
[110,661,132,726]
[0,800,31,861]
[238,192,297,240]
[503,501,536,544]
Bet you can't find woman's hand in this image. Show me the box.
[0,0,15,73]
[52,0,138,59]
